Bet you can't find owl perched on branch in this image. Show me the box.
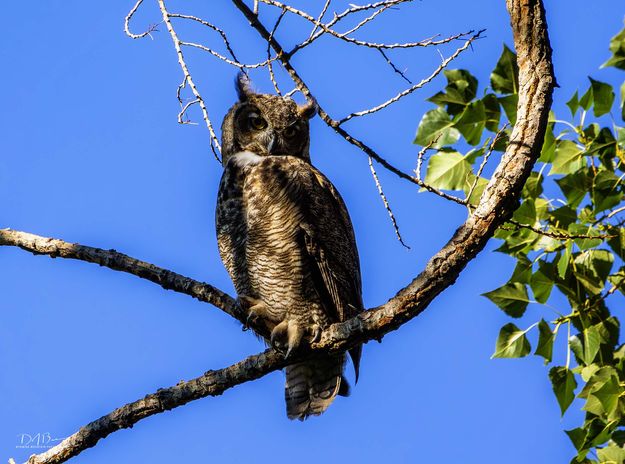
[216,74,363,420]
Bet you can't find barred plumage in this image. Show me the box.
[216,74,363,420]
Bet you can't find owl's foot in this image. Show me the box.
[270,320,304,358]
[238,295,274,331]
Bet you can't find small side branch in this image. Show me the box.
[505,219,616,240]
[338,30,483,124]
[157,0,222,160]
[368,157,410,248]
[124,0,159,40]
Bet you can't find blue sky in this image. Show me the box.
[1,1,624,463]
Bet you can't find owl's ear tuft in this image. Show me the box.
[235,72,256,101]
[298,97,318,119]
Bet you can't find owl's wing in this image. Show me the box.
[293,160,363,379]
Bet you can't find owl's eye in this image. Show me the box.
[248,113,267,130]
[283,126,298,139]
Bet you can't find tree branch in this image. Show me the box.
[0,229,240,323]
[9,0,554,462]
[22,349,288,464]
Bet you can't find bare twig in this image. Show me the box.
[157,0,221,160]
[262,0,473,51]
[414,138,438,182]
[378,49,412,84]
[180,41,279,69]
[267,8,287,95]
[505,219,616,240]
[307,0,332,40]
[338,31,483,124]
[368,157,410,248]
[465,125,508,203]
[124,0,159,40]
[168,13,243,65]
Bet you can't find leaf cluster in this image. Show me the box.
[414,22,625,463]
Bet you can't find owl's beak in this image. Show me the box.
[266,132,277,155]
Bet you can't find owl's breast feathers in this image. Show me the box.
[216,153,362,375]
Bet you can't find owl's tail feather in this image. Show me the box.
[285,354,346,420]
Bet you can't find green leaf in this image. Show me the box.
[601,25,625,70]
[608,268,625,296]
[566,427,586,452]
[567,91,580,117]
[423,151,471,190]
[464,175,489,205]
[535,319,554,363]
[558,241,573,278]
[556,170,590,208]
[492,323,531,358]
[592,170,623,213]
[549,366,577,415]
[522,171,544,199]
[530,261,554,304]
[597,443,625,464]
[491,44,519,94]
[568,224,604,250]
[569,335,585,365]
[513,199,538,225]
[498,94,518,124]
[415,107,461,147]
[550,205,578,230]
[428,69,478,115]
[592,374,621,419]
[482,282,530,317]
[580,86,593,111]
[590,78,615,117]
[540,122,556,163]
[607,227,625,260]
[583,324,604,365]
[482,94,502,132]
[573,250,615,295]
[453,99,486,145]
[510,255,533,284]
[550,140,584,175]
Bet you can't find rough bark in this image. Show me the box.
[4,0,554,462]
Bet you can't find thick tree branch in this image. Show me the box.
[9,0,554,462]
[22,349,288,464]
[0,229,240,322]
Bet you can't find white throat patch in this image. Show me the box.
[232,151,263,167]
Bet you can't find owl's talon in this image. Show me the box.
[309,324,322,343]
[270,320,289,352]
[238,295,271,331]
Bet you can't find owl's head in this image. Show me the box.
[220,73,318,166]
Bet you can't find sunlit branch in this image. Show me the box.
[124,0,159,40]
[157,0,221,160]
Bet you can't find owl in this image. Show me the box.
[216,73,363,420]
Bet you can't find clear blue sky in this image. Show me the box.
[1,1,624,463]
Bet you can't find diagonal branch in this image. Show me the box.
[10,0,554,462]
[22,349,288,464]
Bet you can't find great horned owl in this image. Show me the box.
[216,74,363,420]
